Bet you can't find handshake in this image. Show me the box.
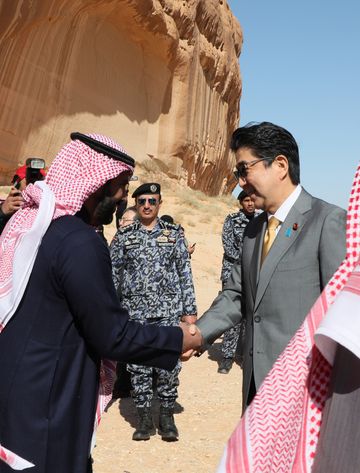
[179,318,203,361]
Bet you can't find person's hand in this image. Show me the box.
[188,242,196,255]
[181,314,197,325]
[0,187,23,216]
[179,322,203,361]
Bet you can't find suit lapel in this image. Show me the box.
[254,189,312,312]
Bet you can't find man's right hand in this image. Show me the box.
[179,322,203,360]
[0,187,23,216]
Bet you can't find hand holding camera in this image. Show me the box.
[0,187,24,216]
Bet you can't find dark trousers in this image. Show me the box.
[312,344,360,473]
[242,373,257,414]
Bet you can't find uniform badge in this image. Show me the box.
[162,230,170,236]
[150,184,157,193]
[157,236,168,243]
[125,238,140,249]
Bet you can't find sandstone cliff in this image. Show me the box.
[0,0,242,194]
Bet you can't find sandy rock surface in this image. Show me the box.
[0,0,241,194]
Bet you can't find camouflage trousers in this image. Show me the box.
[127,316,181,409]
[218,282,245,362]
[220,323,241,359]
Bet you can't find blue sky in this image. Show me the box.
[228,0,359,209]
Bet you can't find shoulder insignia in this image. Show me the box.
[164,222,181,231]
[119,221,139,234]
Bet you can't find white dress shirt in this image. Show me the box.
[267,184,302,234]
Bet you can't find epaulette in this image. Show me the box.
[227,211,244,221]
[163,221,182,231]
[118,220,140,234]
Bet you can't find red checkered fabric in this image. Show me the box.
[0,134,133,469]
[218,163,360,473]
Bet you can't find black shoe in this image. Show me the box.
[218,358,233,374]
[132,407,156,441]
[158,406,179,442]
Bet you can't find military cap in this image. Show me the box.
[132,182,161,198]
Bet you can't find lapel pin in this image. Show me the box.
[293,223,299,231]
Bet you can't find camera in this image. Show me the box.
[25,158,46,186]
[13,158,46,189]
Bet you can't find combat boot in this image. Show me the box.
[218,358,233,374]
[158,406,179,442]
[132,407,155,441]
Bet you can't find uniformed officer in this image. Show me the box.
[218,190,259,374]
[110,183,197,442]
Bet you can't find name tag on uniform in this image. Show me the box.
[125,239,140,250]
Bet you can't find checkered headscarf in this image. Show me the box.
[0,134,133,470]
[0,133,132,330]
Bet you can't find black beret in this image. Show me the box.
[132,182,161,198]
[70,132,135,167]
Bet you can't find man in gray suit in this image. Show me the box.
[195,122,346,409]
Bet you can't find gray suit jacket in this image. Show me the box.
[197,189,346,404]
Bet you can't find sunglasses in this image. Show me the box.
[234,157,274,180]
[137,197,159,206]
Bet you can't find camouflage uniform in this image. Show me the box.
[110,218,197,409]
[220,210,256,360]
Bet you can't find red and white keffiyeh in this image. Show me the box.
[0,134,132,470]
[217,163,360,473]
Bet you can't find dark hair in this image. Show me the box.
[230,122,300,184]
[160,214,174,224]
[238,190,250,202]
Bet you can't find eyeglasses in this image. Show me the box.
[137,197,159,206]
[234,157,274,180]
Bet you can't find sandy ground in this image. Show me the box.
[1,162,243,473]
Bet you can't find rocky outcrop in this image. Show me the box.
[0,0,242,194]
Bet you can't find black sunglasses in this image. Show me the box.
[137,197,159,206]
[234,157,274,180]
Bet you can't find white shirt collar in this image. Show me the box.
[267,184,302,223]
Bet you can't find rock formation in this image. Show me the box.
[0,0,242,194]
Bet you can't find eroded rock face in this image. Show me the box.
[0,0,242,194]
